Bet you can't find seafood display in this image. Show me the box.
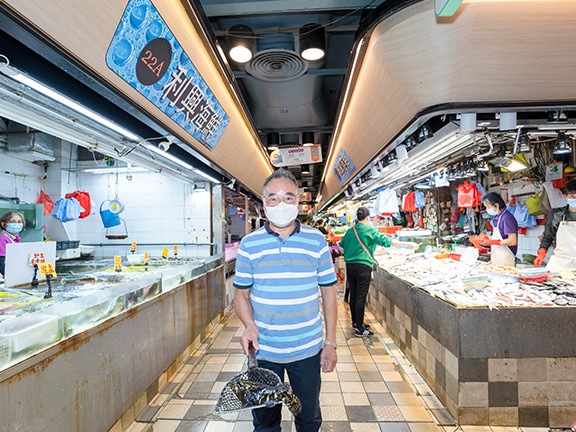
[375,250,576,308]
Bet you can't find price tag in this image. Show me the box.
[114,255,122,272]
[131,242,137,252]
[546,162,564,181]
[174,245,178,256]
[29,252,46,266]
[162,247,169,259]
[557,269,575,280]
[38,262,57,278]
[144,251,149,265]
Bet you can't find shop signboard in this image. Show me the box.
[299,192,312,201]
[106,0,230,151]
[269,145,322,168]
[333,148,356,185]
[299,204,311,215]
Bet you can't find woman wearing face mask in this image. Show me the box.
[533,180,576,270]
[0,211,26,277]
[480,192,518,267]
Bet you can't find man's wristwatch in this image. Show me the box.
[323,340,337,349]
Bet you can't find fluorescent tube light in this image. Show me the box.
[145,144,193,170]
[192,168,221,184]
[2,69,140,141]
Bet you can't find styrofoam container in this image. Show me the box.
[126,254,145,265]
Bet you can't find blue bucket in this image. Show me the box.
[100,200,121,228]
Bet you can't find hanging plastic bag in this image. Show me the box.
[414,190,425,209]
[525,191,545,216]
[65,190,91,219]
[403,192,417,212]
[376,189,399,215]
[538,188,552,214]
[52,197,83,222]
[510,204,536,228]
[457,181,480,208]
[36,191,54,216]
[543,181,567,208]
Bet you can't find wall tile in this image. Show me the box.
[548,407,576,428]
[489,359,517,382]
[489,407,518,426]
[458,407,489,425]
[517,358,547,382]
[547,382,576,407]
[518,407,549,427]
[460,358,488,382]
[488,382,518,407]
[459,382,488,408]
[546,358,576,382]
[518,382,548,407]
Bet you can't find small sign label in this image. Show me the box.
[162,247,169,259]
[558,269,575,280]
[546,162,563,181]
[131,242,137,252]
[144,251,149,265]
[269,145,323,168]
[114,255,122,272]
[333,148,356,185]
[38,262,57,278]
[29,252,46,266]
[174,245,178,256]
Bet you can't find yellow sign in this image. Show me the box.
[174,245,178,256]
[114,255,122,272]
[162,247,169,259]
[29,252,46,266]
[144,251,149,265]
[131,242,137,252]
[38,262,57,278]
[558,269,575,280]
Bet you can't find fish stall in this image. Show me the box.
[367,248,576,427]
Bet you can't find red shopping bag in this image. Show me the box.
[36,191,54,216]
[65,191,91,219]
[457,181,481,208]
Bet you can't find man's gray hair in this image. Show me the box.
[263,168,298,195]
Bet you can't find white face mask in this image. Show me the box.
[486,208,498,216]
[265,202,299,227]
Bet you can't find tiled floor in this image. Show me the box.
[123,283,541,432]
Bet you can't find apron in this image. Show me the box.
[546,218,576,271]
[491,213,516,267]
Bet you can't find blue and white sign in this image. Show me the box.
[106,0,229,150]
[333,148,356,185]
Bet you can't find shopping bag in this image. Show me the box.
[36,191,54,216]
[52,198,82,222]
[525,192,545,216]
[457,181,480,208]
[65,191,91,219]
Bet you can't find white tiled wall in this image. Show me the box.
[1,140,214,259]
[516,223,545,259]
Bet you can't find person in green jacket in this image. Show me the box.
[339,207,418,337]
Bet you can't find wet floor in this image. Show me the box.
[122,282,547,432]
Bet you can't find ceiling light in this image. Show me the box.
[491,156,528,172]
[84,167,148,174]
[227,25,254,63]
[548,111,568,123]
[405,135,417,150]
[0,54,140,141]
[517,132,532,154]
[414,182,432,189]
[146,143,193,169]
[267,132,280,151]
[299,23,325,61]
[477,161,489,172]
[416,124,433,143]
[553,131,572,155]
[302,131,315,147]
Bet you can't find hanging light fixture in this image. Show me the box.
[517,132,532,154]
[396,144,409,161]
[553,131,572,155]
[416,124,433,143]
[267,132,280,151]
[476,161,489,172]
[302,131,315,147]
[299,23,325,61]
[227,25,254,63]
[548,111,568,123]
[405,135,417,150]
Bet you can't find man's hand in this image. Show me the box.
[240,323,259,355]
[479,238,501,246]
[533,248,547,267]
[321,345,337,373]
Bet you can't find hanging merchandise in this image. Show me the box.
[36,191,54,216]
[434,169,450,187]
[52,197,83,222]
[525,191,545,216]
[414,190,425,209]
[65,191,91,219]
[105,219,128,240]
[508,203,536,228]
[403,192,417,212]
[537,188,552,214]
[375,189,400,215]
[542,181,567,208]
[472,182,486,200]
[457,181,481,208]
[100,200,122,228]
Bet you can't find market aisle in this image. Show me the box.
[123,281,455,432]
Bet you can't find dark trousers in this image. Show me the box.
[0,256,5,276]
[346,262,372,328]
[252,352,322,432]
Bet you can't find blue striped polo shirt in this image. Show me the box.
[234,220,337,363]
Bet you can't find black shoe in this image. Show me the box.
[352,323,371,330]
[355,328,374,337]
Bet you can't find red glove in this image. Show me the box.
[533,248,546,267]
[479,238,501,246]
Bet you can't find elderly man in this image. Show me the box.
[234,168,338,432]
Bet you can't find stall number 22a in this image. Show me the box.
[136,38,172,86]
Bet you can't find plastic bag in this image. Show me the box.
[525,192,545,216]
[52,197,82,222]
[403,192,417,212]
[65,191,91,219]
[375,189,399,215]
[457,181,481,208]
[414,190,425,209]
[36,191,54,216]
[509,204,536,228]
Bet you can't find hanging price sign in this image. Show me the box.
[174,245,178,256]
[29,252,46,266]
[144,251,149,265]
[131,242,137,252]
[38,262,57,278]
[546,162,563,181]
[558,269,575,280]
[162,248,169,259]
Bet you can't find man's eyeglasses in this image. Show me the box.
[264,194,297,207]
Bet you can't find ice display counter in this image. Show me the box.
[367,253,576,427]
[0,256,227,432]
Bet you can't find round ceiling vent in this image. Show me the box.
[245,49,308,82]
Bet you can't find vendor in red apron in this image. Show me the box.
[480,192,518,267]
[533,180,576,271]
